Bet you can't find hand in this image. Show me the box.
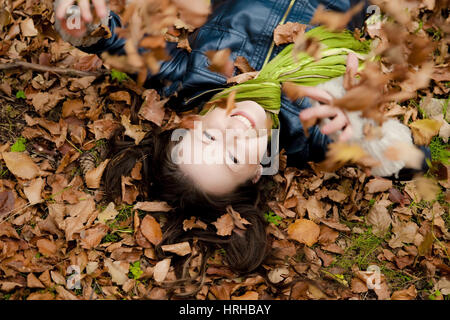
[298,52,359,141]
[299,100,353,141]
[55,0,108,37]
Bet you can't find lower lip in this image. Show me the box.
[231,111,256,128]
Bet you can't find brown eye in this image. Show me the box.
[229,152,239,164]
[203,131,215,141]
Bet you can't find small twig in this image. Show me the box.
[0,59,108,78]
[65,137,84,154]
[0,201,35,226]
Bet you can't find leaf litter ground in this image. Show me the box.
[0,0,449,300]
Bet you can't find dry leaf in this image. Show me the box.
[80,223,109,249]
[367,205,392,237]
[226,205,251,230]
[418,230,434,256]
[293,35,322,60]
[85,159,109,189]
[62,99,84,118]
[161,242,191,256]
[27,274,45,289]
[130,161,142,180]
[138,89,168,126]
[23,177,44,205]
[205,48,234,77]
[182,216,208,231]
[351,278,368,293]
[365,177,393,193]
[2,152,40,180]
[409,119,442,145]
[97,202,119,224]
[287,219,320,246]
[121,114,147,145]
[140,215,163,245]
[173,0,211,29]
[20,18,38,37]
[121,176,139,204]
[234,56,255,73]
[319,218,351,232]
[268,267,289,284]
[212,213,234,236]
[73,54,103,72]
[63,197,96,241]
[389,221,419,248]
[69,76,96,90]
[153,258,171,282]
[319,142,369,171]
[36,238,57,256]
[232,291,259,300]
[391,285,417,300]
[90,119,121,140]
[273,22,307,45]
[104,258,129,285]
[0,191,15,220]
[305,198,326,223]
[134,201,172,212]
[310,2,365,31]
[318,225,339,244]
[414,176,440,202]
[227,71,259,84]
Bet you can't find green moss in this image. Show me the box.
[15,90,26,99]
[116,204,134,222]
[10,137,27,152]
[110,69,129,83]
[264,211,283,225]
[429,136,450,165]
[330,227,385,271]
[102,232,121,243]
[129,261,143,281]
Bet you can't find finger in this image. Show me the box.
[300,104,338,121]
[321,115,347,135]
[61,17,87,37]
[346,52,359,76]
[56,0,74,20]
[338,125,353,142]
[78,0,93,22]
[298,86,333,104]
[344,52,359,89]
[92,0,107,18]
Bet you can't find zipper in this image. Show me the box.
[261,0,297,69]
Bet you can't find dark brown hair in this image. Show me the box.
[103,129,269,276]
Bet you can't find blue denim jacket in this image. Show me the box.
[76,0,430,175]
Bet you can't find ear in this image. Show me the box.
[252,165,263,184]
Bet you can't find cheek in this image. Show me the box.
[202,108,227,128]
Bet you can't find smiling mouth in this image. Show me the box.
[231,111,256,129]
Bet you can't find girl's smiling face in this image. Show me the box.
[174,100,271,195]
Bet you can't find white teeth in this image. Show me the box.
[232,114,252,129]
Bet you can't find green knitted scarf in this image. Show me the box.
[204,26,371,128]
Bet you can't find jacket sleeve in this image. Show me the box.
[280,95,333,168]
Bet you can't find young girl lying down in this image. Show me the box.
[53,0,431,273]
